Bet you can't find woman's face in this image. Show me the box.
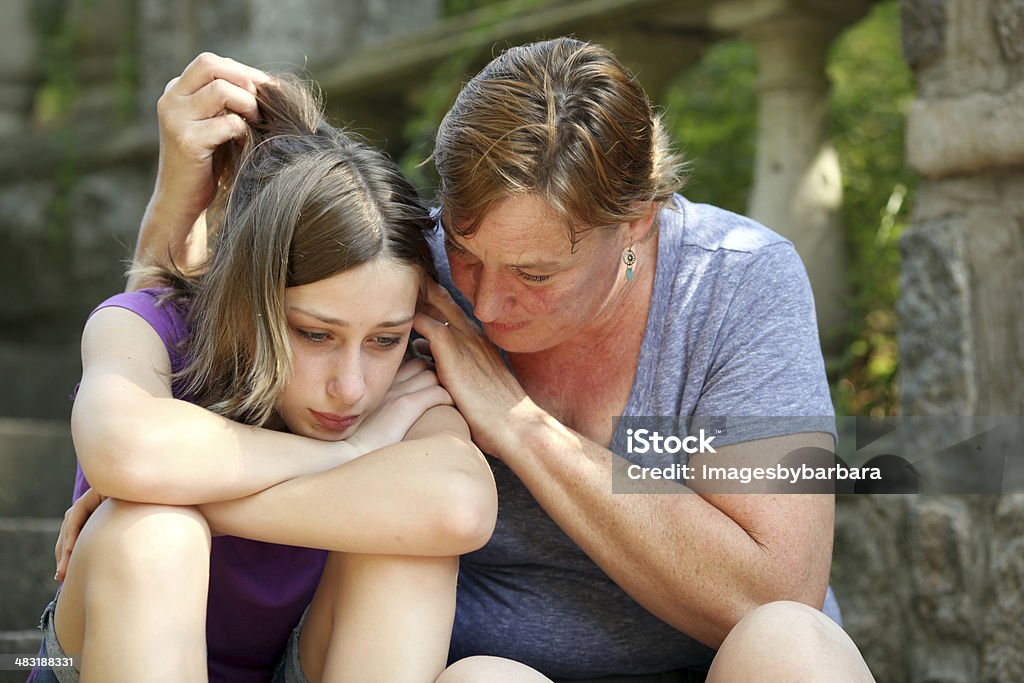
[445,194,630,353]
[276,258,421,441]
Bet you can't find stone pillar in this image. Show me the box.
[710,0,870,351]
[0,1,38,135]
[899,1,1024,682]
[137,1,199,119]
[62,0,137,124]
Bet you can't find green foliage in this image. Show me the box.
[827,1,915,417]
[400,0,544,191]
[30,0,78,259]
[661,1,913,416]
[661,40,758,214]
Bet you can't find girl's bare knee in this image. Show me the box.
[79,499,211,577]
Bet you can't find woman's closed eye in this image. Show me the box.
[514,268,550,283]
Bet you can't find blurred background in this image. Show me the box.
[0,1,1021,681]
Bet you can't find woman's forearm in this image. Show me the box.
[126,197,207,291]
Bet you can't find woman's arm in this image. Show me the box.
[197,405,498,556]
[128,53,268,291]
[414,282,833,649]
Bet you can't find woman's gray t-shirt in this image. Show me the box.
[431,195,838,678]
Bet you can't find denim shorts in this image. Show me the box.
[31,592,309,683]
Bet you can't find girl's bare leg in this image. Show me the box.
[298,552,459,683]
[53,499,211,682]
[706,601,875,683]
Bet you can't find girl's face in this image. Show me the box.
[276,257,421,441]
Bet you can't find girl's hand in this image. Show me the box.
[413,282,530,457]
[345,357,454,455]
[135,53,269,277]
[54,488,106,582]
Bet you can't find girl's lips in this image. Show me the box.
[310,410,360,432]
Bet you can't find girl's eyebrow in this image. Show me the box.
[289,307,415,329]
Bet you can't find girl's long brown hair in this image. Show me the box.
[146,73,435,426]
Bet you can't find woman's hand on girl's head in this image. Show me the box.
[414,282,530,457]
[155,53,268,219]
[345,357,454,456]
[54,488,106,582]
[132,53,270,285]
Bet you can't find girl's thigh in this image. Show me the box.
[298,552,459,683]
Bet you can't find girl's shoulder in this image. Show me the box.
[89,288,192,369]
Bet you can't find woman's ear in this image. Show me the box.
[625,202,659,244]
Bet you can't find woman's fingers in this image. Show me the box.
[172,52,270,99]
[186,77,264,122]
[423,281,475,332]
[53,490,105,581]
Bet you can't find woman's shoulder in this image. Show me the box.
[661,194,792,257]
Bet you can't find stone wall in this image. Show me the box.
[829,2,1024,682]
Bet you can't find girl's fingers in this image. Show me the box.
[410,337,434,363]
[393,357,430,383]
[390,368,441,397]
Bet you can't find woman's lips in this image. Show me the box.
[484,320,529,333]
[310,410,360,432]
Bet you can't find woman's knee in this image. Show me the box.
[437,656,552,682]
[708,601,874,683]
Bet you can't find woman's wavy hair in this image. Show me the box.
[145,73,435,426]
[433,37,687,244]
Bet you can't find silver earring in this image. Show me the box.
[623,246,637,282]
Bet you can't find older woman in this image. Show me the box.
[111,40,873,682]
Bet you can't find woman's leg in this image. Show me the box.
[435,656,553,682]
[298,552,459,683]
[706,601,875,683]
[53,499,211,682]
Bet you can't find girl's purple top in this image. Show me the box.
[71,289,327,683]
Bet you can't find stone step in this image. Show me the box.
[0,344,79,421]
[0,419,76,519]
[0,519,61,634]
[0,630,44,683]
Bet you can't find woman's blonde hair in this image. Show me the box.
[150,74,435,426]
[433,37,686,243]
